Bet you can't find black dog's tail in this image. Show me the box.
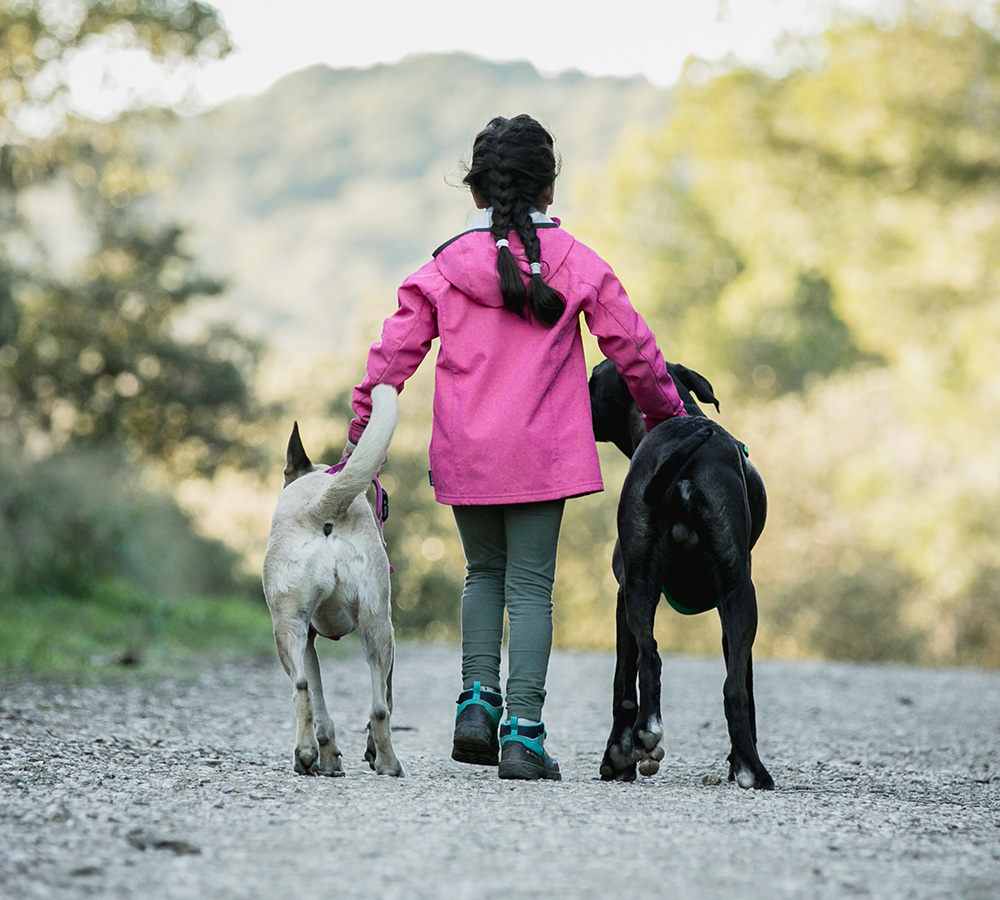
[641,426,715,508]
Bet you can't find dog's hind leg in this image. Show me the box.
[600,585,640,781]
[625,570,667,778]
[303,628,344,777]
[719,581,773,790]
[358,610,404,777]
[272,613,320,776]
[723,632,757,739]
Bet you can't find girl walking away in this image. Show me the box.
[346,114,687,780]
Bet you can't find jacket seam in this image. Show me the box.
[436,481,604,505]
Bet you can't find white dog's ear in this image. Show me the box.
[283,422,313,485]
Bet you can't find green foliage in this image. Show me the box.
[239,11,1000,666]
[0,581,274,677]
[577,4,1000,666]
[0,447,248,599]
[5,3,999,670]
[0,0,229,140]
[727,271,879,396]
[0,1,271,610]
[379,454,465,640]
[1,182,264,472]
[1,1,262,476]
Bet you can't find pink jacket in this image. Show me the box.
[349,223,687,505]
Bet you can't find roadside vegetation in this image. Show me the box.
[0,584,274,678]
[2,0,999,676]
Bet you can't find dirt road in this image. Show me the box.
[1,643,998,899]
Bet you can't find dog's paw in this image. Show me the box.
[608,741,633,771]
[317,757,345,777]
[365,741,403,776]
[293,746,319,776]
[600,742,638,782]
[635,726,663,753]
[630,723,665,777]
[316,742,343,777]
[634,744,665,777]
[599,759,637,782]
[728,755,774,790]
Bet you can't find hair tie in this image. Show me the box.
[495,239,509,250]
[529,262,542,276]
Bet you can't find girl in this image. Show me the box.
[345,114,687,781]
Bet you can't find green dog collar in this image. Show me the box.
[662,586,719,616]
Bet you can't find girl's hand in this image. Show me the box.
[341,440,357,461]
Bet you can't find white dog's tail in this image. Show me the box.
[313,384,398,521]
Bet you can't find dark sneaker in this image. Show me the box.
[498,718,561,781]
[452,682,503,766]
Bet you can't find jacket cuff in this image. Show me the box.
[642,405,688,431]
[348,417,366,444]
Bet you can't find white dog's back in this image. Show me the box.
[263,384,398,600]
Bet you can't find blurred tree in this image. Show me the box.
[583,1,1000,664]
[0,1,260,475]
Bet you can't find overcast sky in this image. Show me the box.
[192,0,862,104]
[60,0,891,119]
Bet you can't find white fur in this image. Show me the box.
[262,384,404,777]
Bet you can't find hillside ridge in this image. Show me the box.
[153,52,673,349]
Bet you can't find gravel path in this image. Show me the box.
[1,643,999,899]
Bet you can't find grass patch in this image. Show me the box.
[0,582,278,680]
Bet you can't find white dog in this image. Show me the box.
[262,384,403,777]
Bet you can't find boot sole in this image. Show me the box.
[451,735,499,766]
[497,758,562,781]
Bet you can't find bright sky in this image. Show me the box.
[193,0,860,105]
[61,0,885,120]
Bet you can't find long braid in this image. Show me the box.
[463,115,565,325]
[489,148,528,316]
[509,192,564,325]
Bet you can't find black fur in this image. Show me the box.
[589,360,773,789]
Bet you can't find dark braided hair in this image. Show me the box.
[462,115,565,326]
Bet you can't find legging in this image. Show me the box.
[452,500,565,722]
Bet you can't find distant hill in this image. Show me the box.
[154,53,673,350]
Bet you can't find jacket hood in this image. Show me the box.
[432,225,576,308]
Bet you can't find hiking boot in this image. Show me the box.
[498,718,561,781]
[452,682,503,766]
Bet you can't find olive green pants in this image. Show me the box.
[452,500,565,722]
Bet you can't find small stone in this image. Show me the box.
[702,775,722,786]
[126,827,201,855]
[71,866,102,877]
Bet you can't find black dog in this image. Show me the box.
[589,359,773,789]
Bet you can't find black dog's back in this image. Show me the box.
[620,417,757,616]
